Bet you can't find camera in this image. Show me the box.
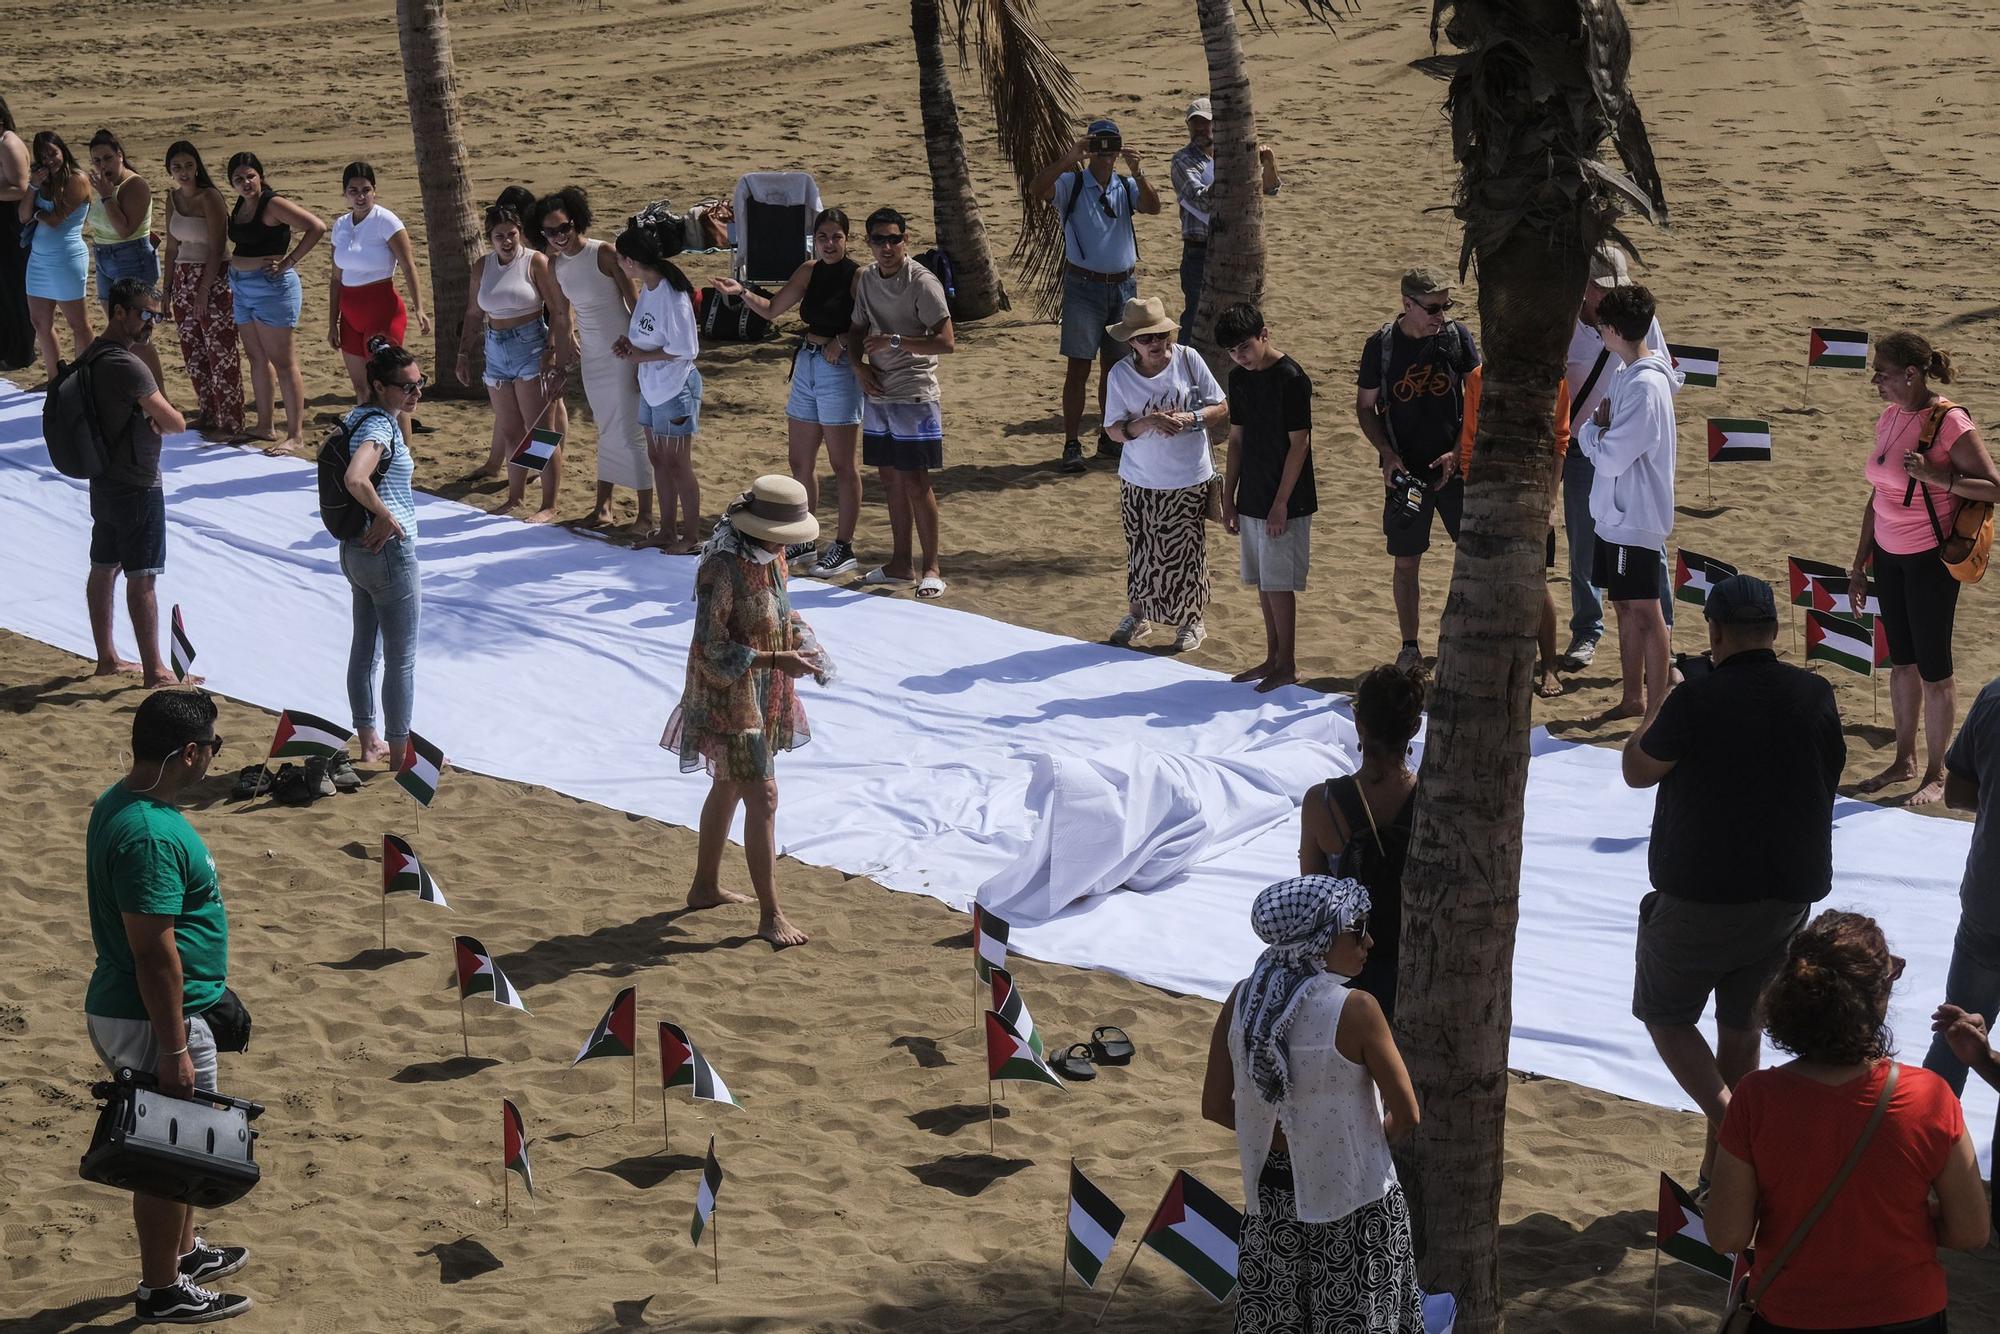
[1387,468,1429,529]
[1673,651,1715,684]
[1088,132,1122,154]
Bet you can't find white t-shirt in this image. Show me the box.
[629,277,698,405]
[330,205,405,287]
[1566,313,1667,427]
[1103,345,1222,490]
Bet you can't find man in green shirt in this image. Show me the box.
[84,689,252,1324]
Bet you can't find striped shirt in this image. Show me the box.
[343,406,416,537]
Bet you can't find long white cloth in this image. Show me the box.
[0,381,1987,1167]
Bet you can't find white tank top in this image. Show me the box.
[1228,976,1399,1224]
[478,249,543,319]
[552,240,626,343]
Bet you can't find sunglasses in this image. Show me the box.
[1131,332,1172,346]
[137,309,163,326]
[195,735,224,757]
[543,220,575,237]
[1410,297,1454,316]
[394,374,426,392]
[867,232,906,247]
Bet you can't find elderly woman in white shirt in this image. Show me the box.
[1101,295,1226,653]
[1202,874,1425,1334]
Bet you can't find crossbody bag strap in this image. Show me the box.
[1910,400,1958,544]
[1570,347,1612,426]
[1746,1062,1899,1306]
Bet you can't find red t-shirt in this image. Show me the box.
[1718,1062,1962,1328]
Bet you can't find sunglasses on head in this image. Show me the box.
[867,232,906,247]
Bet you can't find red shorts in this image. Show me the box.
[337,279,407,357]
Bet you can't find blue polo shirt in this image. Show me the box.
[1054,169,1138,274]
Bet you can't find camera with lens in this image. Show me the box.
[1386,467,1430,530]
[1088,131,1122,155]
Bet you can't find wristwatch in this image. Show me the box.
[888,334,902,352]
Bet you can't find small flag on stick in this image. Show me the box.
[1808,327,1869,370]
[985,1010,1064,1089]
[1673,550,1739,608]
[170,605,196,681]
[659,1022,740,1107]
[972,902,1010,983]
[690,1135,723,1247]
[573,986,637,1066]
[1667,344,1720,388]
[1656,1173,1734,1282]
[1066,1161,1125,1289]
[268,709,353,761]
[502,1097,534,1226]
[1138,1170,1242,1302]
[1806,609,1876,676]
[1707,419,1772,463]
[454,936,528,1011]
[991,967,1045,1059]
[396,732,445,807]
[1788,555,1852,608]
[510,427,561,474]
[383,834,448,907]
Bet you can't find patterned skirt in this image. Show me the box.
[1120,480,1210,626]
[1234,1154,1424,1334]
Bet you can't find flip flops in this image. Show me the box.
[1051,1043,1098,1081]
[1089,1025,1135,1066]
[916,574,947,600]
[860,566,913,587]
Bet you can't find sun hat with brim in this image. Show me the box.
[1107,296,1177,341]
[725,474,819,545]
[1400,267,1452,300]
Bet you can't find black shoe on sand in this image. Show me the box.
[136,1277,252,1324]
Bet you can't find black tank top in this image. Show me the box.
[229,190,290,258]
[799,257,858,337]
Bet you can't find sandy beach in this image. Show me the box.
[3,0,1998,1328]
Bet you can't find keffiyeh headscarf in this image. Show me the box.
[1237,874,1371,1105]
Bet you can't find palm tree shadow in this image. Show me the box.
[419,1236,504,1284]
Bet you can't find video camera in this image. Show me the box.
[1088,130,1122,155]
[1387,467,1431,530]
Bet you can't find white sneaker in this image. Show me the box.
[1174,620,1206,653]
[1110,614,1147,647]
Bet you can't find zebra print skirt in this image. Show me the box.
[1234,1154,1424,1334]
[1120,481,1210,626]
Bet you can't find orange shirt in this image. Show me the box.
[1456,373,1570,476]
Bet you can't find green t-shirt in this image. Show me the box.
[84,782,229,1020]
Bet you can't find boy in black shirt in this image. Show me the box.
[1217,303,1315,692]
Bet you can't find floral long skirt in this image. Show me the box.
[1234,1153,1424,1334]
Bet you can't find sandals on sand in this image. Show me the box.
[1051,1043,1098,1081]
[861,567,913,587]
[916,575,947,600]
[1089,1026,1135,1066]
[232,763,277,799]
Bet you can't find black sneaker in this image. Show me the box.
[180,1239,250,1285]
[1095,430,1122,460]
[136,1277,253,1323]
[783,541,818,563]
[812,539,859,577]
[1061,439,1085,474]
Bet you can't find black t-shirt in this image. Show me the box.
[1226,354,1316,519]
[1356,319,1480,468]
[85,339,163,491]
[1639,650,1846,904]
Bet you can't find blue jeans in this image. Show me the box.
[1178,239,1207,343]
[1561,448,1674,642]
[93,237,159,300]
[340,536,420,741]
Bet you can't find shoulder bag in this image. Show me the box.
[1910,399,1993,584]
[1715,1062,1898,1333]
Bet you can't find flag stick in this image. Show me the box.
[712,1207,720,1284]
[459,990,469,1058]
[503,1166,510,1229]
[987,1079,995,1153]
[1802,360,1811,411]
[381,888,387,952]
[1705,458,1712,506]
[631,1048,638,1124]
[1873,668,1881,723]
[1058,1160,1072,1314]
[1093,1240,1144,1328]
[660,1085,670,1152]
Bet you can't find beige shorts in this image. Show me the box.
[1238,514,1312,593]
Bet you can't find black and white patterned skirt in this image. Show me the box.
[1120,481,1210,626]
[1234,1153,1424,1334]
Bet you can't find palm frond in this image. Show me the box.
[948,0,1077,318]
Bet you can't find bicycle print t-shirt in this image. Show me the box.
[1356,320,1481,469]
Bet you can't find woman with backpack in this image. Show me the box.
[1849,332,2000,807]
[18,130,93,384]
[1299,664,1424,1021]
[333,341,427,770]
[613,210,702,555]
[225,151,325,452]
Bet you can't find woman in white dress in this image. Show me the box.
[538,187,649,530]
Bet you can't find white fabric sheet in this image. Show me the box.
[0,380,1988,1169]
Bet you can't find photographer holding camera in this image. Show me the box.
[1031,118,1162,474]
[85,690,254,1323]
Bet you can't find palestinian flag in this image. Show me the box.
[1806,609,1875,675]
[268,709,353,760]
[169,605,196,681]
[1707,418,1772,463]
[1673,550,1738,607]
[1809,327,1868,370]
[971,902,1009,983]
[990,967,1044,1059]
[689,1135,722,1245]
[1066,1162,1125,1288]
[511,427,562,473]
[1140,1170,1241,1303]
[1788,555,1851,608]
[573,986,637,1066]
[1667,344,1720,388]
[1656,1173,1733,1282]
[454,936,528,1011]
[659,1021,740,1107]
[1874,615,1892,668]
[396,731,444,807]
[984,1010,1063,1089]
[502,1098,534,1198]
[382,833,447,907]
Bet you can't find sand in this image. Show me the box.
[3,0,1998,1328]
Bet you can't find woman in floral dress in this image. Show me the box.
[663,474,826,947]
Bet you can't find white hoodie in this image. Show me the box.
[1576,346,1684,550]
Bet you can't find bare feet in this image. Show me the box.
[686,883,752,910]
[1535,666,1565,699]
[358,742,391,765]
[527,507,559,525]
[1590,699,1646,726]
[1254,672,1297,695]
[262,436,301,457]
[1230,661,1272,684]
[493,496,522,516]
[660,539,699,556]
[1902,772,1948,807]
[94,658,143,678]
[1855,762,1916,795]
[632,528,669,550]
[143,672,184,689]
[757,912,810,948]
[589,505,616,527]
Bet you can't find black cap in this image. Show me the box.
[1705,573,1779,624]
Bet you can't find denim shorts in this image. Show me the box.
[93,237,160,301]
[640,367,702,438]
[88,481,167,576]
[785,341,863,426]
[229,265,302,327]
[483,319,548,386]
[1060,271,1136,361]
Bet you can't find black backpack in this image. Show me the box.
[317,408,394,541]
[42,343,133,480]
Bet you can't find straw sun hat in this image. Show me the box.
[725,474,820,545]
[1107,296,1178,342]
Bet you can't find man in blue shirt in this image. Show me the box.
[1030,118,1161,473]
[1169,97,1280,343]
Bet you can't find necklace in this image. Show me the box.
[1876,403,1924,465]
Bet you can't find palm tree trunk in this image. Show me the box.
[1189,0,1266,364]
[912,0,1009,320]
[396,0,482,393]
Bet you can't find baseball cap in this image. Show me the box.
[1400,267,1451,300]
[1185,97,1212,122]
[1704,574,1779,625]
[1590,243,1631,289]
[1087,118,1121,139]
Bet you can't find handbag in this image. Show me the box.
[199,987,253,1054]
[1715,1063,1898,1333]
[1906,397,1992,583]
[1203,475,1224,523]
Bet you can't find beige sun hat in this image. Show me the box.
[725,474,820,545]
[1107,296,1178,341]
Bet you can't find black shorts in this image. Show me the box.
[1874,543,1959,682]
[1592,540,1661,602]
[88,482,167,576]
[1632,891,1808,1029]
[1381,474,1462,558]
